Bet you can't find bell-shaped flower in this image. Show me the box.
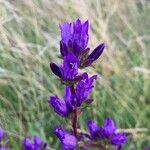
[54,127,77,150]
[50,52,79,82]
[59,19,105,68]
[73,73,97,107]
[22,135,43,150]
[86,118,127,147]
[87,120,100,139]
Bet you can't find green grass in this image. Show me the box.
[0,0,150,149]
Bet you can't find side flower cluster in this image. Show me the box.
[48,19,127,150]
[23,135,43,150]
[86,118,127,149]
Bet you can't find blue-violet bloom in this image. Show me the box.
[23,135,42,150]
[54,126,76,150]
[48,73,97,117]
[50,52,79,81]
[73,73,97,107]
[87,118,127,146]
[59,19,105,68]
[48,86,72,118]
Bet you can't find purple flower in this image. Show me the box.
[0,127,4,141]
[54,127,77,150]
[0,147,5,150]
[48,96,69,118]
[22,135,42,150]
[50,52,79,81]
[143,147,150,150]
[73,73,97,106]
[83,43,105,67]
[86,118,127,147]
[48,86,73,118]
[100,118,116,138]
[87,120,99,139]
[48,73,96,117]
[59,19,105,68]
[100,118,127,145]
[111,133,127,145]
[60,19,89,57]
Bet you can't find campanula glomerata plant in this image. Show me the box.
[0,19,127,150]
[49,19,127,150]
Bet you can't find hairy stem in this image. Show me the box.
[70,85,78,137]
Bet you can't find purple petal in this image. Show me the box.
[62,134,77,149]
[48,96,68,117]
[73,19,82,33]
[54,126,65,140]
[22,137,33,150]
[100,118,116,138]
[75,73,97,106]
[82,20,89,35]
[61,52,78,80]
[59,22,72,45]
[54,126,76,149]
[60,41,68,57]
[87,120,99,139]
[84,43,105,67]
[50,63,62,78]
[33,135,42,147]
[64,86,73,111]
[111,133,127,145]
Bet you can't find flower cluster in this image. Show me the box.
[48,73,96,117]
[23,135,43,150]
[48,19,127,150]
[87,118,127,148]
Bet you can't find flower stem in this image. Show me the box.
[84,143,107,150]
[70,85,78,138]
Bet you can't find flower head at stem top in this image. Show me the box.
[59,19,105,68]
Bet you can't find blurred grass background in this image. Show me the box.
[0,0,150,149]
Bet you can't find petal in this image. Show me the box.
[33,135,42,147]
[61,52,78,80]
[74,19,82,33]
[50,63,62,78]
[64,86,73,111]
[60,41,68,57]
[59,22,72,45]
[22,137,32,149]
[48,96,68,117]
[62,134,77,149]
[84,43,105,67]
[87,120,99,139]
[111,133,127,145]
[54,126,65,140]
[82,20,89,35]
[101,118,116,138]
[88,43,105,60]
[75,73,97,106]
